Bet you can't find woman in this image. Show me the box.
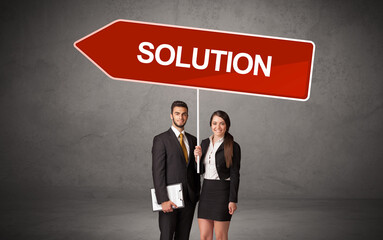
[194,110,241,240]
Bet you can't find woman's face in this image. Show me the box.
[211,115,227,138]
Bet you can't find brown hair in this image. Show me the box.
[210,110,233,168]
[171,100,188,113]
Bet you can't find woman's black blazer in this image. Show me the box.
[199,138,241,203]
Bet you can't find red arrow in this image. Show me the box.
[74,19,315,101]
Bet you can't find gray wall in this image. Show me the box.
[1,0,382,199]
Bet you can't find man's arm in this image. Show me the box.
[152,135,169,203]
[152,135,178,212]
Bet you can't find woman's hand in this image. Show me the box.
[228,202,237,215]
[194,146,202,161]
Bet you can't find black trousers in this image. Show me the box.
[158,200,196,240]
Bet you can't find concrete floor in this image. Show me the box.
[1,188,382,240]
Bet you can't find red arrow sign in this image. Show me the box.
[74,19,315,101]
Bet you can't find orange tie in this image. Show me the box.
[180,133,188,164]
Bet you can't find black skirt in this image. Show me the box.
[198,179,232,221]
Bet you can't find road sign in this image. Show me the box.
[75,19,315,101]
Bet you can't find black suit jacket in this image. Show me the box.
[199,138,241,203]
[152,128,200,205]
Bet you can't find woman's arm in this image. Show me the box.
[229,142,241,203]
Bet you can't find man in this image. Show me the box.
[152,100,200,240]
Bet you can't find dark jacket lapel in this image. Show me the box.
[216,142,224,153]
[215,140,225,168]
[185,133,194,160]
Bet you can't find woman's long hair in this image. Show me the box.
[210,110,233,168]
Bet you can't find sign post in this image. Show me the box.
[197,88,200,173]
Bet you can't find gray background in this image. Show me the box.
[1,0,383,205]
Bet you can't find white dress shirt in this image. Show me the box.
[203,135,230,180]
[171,126,190,157]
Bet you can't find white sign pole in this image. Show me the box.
[197,88,200,174]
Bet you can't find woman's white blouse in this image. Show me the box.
[203,135,230,180]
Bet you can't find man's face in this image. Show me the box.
[170,106,188,129]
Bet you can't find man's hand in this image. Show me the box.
[161,200,178,213]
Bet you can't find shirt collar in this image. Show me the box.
[171,125,185,138]
[209,135,224,143]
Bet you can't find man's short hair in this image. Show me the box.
[171,101,188,113]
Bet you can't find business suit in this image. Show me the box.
[198,137,241,220]
[152,128,200,240]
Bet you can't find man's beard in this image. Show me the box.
[173,118,186,128]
